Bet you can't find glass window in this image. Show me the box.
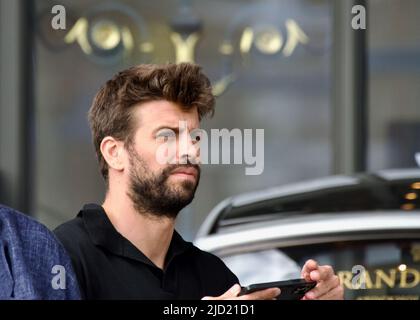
[223,239,420,300]
[213,173,420,234]
[33,0,333,239]
[284,239,420,300]
[368,0,420,171]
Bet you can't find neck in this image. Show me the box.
[102,185,176,270]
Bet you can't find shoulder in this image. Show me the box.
[190,246,226,266]
[187,245,239,296]
[0,204,80,299]
[1,204,41,232]
[0,204,74,264]
[53,214,93,266]
[0,204,61,252]
[190,245,239,280]
[54,204,101,249]
[54,214,88,245]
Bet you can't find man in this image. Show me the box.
[0,204,80,299]
[54,63,343,300]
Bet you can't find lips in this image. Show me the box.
[171,167,198,178]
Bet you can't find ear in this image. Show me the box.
[100,136,126,172]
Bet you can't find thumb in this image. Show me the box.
[224,284,242,298]
[202,284,242,300]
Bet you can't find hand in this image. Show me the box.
[202,284,281,300]
[301,259,344,300]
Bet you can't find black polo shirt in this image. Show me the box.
[54,204,239,300]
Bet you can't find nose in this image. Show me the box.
[178,130,200,165]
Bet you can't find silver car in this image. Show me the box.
[194,169,420,300]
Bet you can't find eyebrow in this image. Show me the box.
[153,123,199,135]
[153,125,181,135]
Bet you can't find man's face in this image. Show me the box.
[126,100,201,219]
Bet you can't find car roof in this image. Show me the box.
[196,169,420,239]
[194,211,420,255]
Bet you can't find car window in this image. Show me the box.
[219,178,420,230]
[222,249,301,286]
[222,239,420,300]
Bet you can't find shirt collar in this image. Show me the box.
[79,203,193,269]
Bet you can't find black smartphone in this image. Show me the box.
[239,279,317,300]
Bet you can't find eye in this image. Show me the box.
[191,131,202,144]
[156,130,175,143]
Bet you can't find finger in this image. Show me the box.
[302,271,311,282]
[202,284,241,300]
[305,275,340,300]
[309,270,321,282]
[312,265,334,282]
[237,288,281,300]
[316,284,345,300]
[222,284,242,298]
[301,259,318,278]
